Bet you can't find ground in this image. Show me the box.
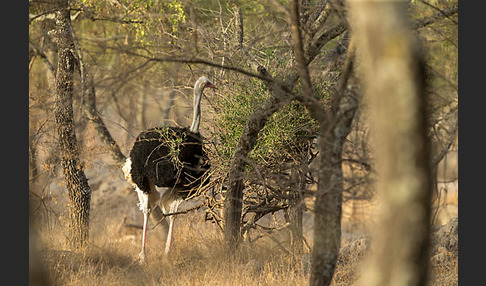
[29,157,458,285]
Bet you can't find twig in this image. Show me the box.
[113,47,275,85]
[29,40,55,73]
[151,203,205,229]
[412,5,458,29]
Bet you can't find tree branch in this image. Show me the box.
[70,26,127,167]
[289,0,328,124]
[412,5,458,29]
[116,48,274,84]
[29,40,55,74]
[419,0,458,25]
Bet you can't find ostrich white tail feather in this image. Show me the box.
[122,158,138,189]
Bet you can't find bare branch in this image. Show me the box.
[29,9,58,24]
[151,203,205,229]
[412,5,458,29]
[117,48,274,84]
[306,22,346,64]
[289,0,328,124]
[70,25,128,166]
[73,1,144,24]
[308,3,333,38]
[230,0,244,48]
[29,40,55,73]
[419,0,458,25]
[289,0,312,97]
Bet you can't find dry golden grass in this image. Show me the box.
[429,252,458,286]
[32,210,312,286]
[29,173,457,286]
[31,210,457,286]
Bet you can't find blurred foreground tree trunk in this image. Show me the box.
[349,1,432,285]
[49,0,92,248]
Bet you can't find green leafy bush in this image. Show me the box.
[211,78,319,173]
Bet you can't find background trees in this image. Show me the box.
[29,0,458,285]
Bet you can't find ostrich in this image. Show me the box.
[122,76,215,262]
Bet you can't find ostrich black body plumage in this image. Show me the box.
[129,126,210,195]
[122,76,215,263]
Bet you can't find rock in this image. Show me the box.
[338,235,371,264]
[244,259,263,274]
[431,216,458,257]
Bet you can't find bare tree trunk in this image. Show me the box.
[287,198,303,253]
[137,84,147,129]
[349,1,432,285]
[286,169,305,254]
[49,0,92,248]
[83,76,127,167]
[29,137,39,182]
[288,2,358,285]
[310,126,344,285]
[223,0,288,252]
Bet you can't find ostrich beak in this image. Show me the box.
[206,83,217,89]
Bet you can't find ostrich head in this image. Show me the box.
[190,76,216,133]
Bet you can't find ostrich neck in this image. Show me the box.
[189,85,203,133]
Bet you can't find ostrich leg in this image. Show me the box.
[139,207,150,262]
[150,205,169,242]
[136,185,160,263]
[163,198,183,255]
[165,215,176,254]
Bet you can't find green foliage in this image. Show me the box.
[212,78,318,171]
[145,126,186,169]
[76,0,186,47]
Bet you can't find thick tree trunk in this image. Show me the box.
[310,126,344,286]
[288,2,358,284]
[49,0,92,248]
[286,171,305,254]
[350,2,432,285]
[287,198,303,253]
[309,71,357,285]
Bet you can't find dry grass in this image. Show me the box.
[429,251,458,286]
[31,209,458,286]
[29,170,458,286]
[31,210,312,286]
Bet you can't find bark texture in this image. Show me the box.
[309,57,358,286]
[49,0,92,248]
